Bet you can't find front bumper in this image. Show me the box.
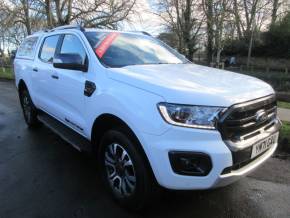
[213,140,278,188]
[139,121,280,190]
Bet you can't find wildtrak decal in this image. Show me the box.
[95,32,120,58]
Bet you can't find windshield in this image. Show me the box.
[85,32,189,68]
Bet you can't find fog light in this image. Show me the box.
[169,151,212,176]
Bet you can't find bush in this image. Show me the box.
[242,71,290,92]
[228,67,290,92]
[279,121,290,153]
[223,38,248,56]
[261,14,290,58]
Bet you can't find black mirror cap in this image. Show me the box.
[53,53,88,72]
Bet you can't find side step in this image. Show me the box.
[38,111,92,152]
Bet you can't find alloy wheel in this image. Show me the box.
[104,143,136,198]
[22,93,32,122]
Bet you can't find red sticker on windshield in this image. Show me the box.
[95,32,120,58]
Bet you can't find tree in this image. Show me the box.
[203,0,214,64]
[227,0,273,66]
[0,0,136,57]
[203,0,232,64]
[233,0,243,39]
[39,0,136,28]
[2,0,35,35]
[72,0,136,28]
[157,31,179,49]
[264,12,290,58]
[154,0,204,61]
[271,0,280,25]
[1,0,136,35]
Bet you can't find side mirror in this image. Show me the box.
[53,53,87,72]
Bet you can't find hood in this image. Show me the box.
[108,64,274,107]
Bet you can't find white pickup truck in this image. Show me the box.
[14,25,281,209]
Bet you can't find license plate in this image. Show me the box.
[251,132,279,158]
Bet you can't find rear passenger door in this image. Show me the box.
[33,34,61,114]
[50,34,87,134]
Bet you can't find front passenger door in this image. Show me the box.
[50,34,88,134]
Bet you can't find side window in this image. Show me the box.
[39,35,60,63]
[17,37,38,59]
[60,34,87,63]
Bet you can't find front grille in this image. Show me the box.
[218,95,277,142]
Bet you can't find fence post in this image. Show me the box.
[285,67,288,74]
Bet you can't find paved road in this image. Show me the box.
[278,108,290,122]
[0,80,290,218]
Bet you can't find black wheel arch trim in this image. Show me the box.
[91,113,157,183]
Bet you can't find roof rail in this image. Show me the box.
[50,24,85,32]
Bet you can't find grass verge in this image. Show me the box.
[278,101,290,110]
[279,121,290,153]
[0,68,14,80]
[280,121,290,141]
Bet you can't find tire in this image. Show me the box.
[98,127,157,210]
[19,88,39,128]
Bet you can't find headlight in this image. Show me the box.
[158,103,225,129]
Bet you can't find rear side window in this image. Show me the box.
[17,37,38,59]
[39,35,60,63]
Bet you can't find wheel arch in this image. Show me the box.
[90,113,156,180]
[18,79,28,93]
[91,113,141,152]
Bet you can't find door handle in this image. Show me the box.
[51,74,59,79]
[32,67,38,72]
